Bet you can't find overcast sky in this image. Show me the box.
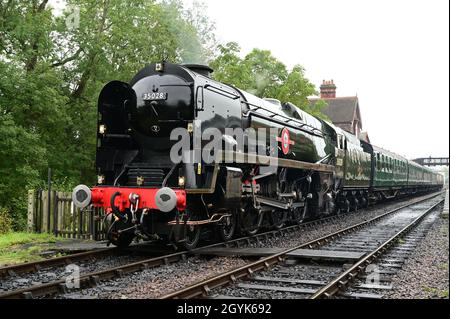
[184,0,449,160]
[50,0,449,160]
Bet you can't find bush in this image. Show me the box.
[8,198,28,231]
[0,207,12,234]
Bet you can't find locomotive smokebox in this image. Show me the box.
[182,64,214,77]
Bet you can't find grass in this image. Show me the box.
[439,263,448,271]
[0,232,59,266]
[423,286,449,298]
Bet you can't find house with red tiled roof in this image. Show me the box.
[308,80,370,143]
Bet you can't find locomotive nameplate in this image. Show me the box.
[142,92,167,101]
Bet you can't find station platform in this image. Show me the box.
[442,189,449,218]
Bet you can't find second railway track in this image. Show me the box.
[160,191,445,299]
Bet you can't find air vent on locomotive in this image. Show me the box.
[127,168,165,187]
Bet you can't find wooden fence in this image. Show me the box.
[27,190,106,240]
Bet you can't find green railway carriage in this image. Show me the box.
[407,161,437,187]
[321,123,372,211]
[323,123,371,189]
[435,171,445,185]
[372,146,408,188]
[341,131,371,189]
[314,116,441,210]
[407,161,425,186]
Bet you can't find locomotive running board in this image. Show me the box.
[218,151,335,173]
[255,196,290,210]
[186,152,333,195]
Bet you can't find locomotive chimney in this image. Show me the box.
[320,80,337,99]
[182,64,214,78]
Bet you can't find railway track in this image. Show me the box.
[0,248,117,280]
[0,200,360,289]
[159,191,445,299]
[0,192,441,299]
[0,206,370,299]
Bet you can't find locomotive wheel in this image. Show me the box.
[361,195,369,208]
[294,205,307,224]
[240,207,262,236]
[337,199,350,215]
[184,224,201,250]
[352,197,359,212]
[270,210,286,229]
[104,214,135,248]
[217,211,237,241]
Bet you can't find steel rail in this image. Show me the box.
[0,189,379,281]
[0,192,441,299]
[0,208,356,299]
[310,198,445,299]
[0,203,342,282]
[160,191,444,299]
[0,248,117,279]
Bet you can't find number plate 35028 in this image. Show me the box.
[142,92,167,101]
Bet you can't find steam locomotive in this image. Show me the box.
[72,62,444,249]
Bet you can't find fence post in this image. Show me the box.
[47,168,51,232]
[92,208,97,240]
[27,190,36,232]
[42,191,48,233]
[37,190,42,233]
[53,191,58,236]
[78,207,83,238]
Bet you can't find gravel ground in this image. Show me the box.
[249,195,440,250]
[57,195,439,299]
[1,194,439,299]
[0,255,144,293]
[386,215,449,299]
[60,256,247,299]
[218,264,342,299]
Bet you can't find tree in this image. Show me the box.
[278,65,329,120]
[210,42,252,89]
[243,49,288,98]
[0,0,216,230]
[211,43,329,120]
[0,114,46,229]
[180,0,218,63]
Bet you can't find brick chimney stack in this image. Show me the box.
[320,80,337,98]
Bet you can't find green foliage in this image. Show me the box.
[0,207,12,234]
[0,1,324,232]
[0,0,214,230]
[210,42,252,88]
[0,114,46,229]
[243,49,288,98]
[211,43,329,120]
[308,99,330,121]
